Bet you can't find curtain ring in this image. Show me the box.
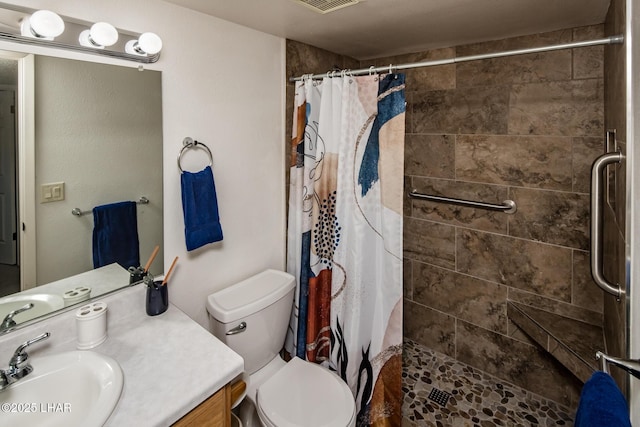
[388,64,393,74]
[369,66,375,75]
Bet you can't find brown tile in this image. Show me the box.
[508,302,603,382]
[405,90,414,134]
[602,206,622,284]
[548,338,595,383]
[573,137,604,193]
[411,177,509,234]
[405,134,455,179]
[507,302,550,349]
[413,263,508,333]
[367,48,456,92]
[456,29,572,56]
[404,300,455,357]
[403,258,413,300]
[404,176,412,217]
[507,318,539,346]
[286,39,358,79]
[509,288,602,326]
[413,86,509,134]
[508,79,604,137]
[456,50,571,88]
[456,320,581,407]
[604,35,626,136]
[572,25,605,80]
[508,187,590,250]
[456,135,573,191]
[457,229,572,301]
[403,218,455,269]
[572,250,604,314]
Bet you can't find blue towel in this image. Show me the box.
[575,371,631,427]
[92,201,140,269]
[181,166,223,251]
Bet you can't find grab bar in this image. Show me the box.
[596,351,640,379]
[408,190,517,214]
[71,196,149,217]
[590,151,624,299]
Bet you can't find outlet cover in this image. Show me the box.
[41,182,65,203]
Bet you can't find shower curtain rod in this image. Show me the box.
[289,35,624,82]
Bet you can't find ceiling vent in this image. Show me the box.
[290,0,360,14]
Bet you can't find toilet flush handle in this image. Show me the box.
[226,322,247,335]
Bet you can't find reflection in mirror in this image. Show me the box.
[0,52,163,334]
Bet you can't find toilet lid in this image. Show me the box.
[257,357,355,427]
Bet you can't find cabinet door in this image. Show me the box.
[173,383,231,427]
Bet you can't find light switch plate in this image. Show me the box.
[41,182,65,203]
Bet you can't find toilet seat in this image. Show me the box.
[256,357,355,427]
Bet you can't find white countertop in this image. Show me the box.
[0,284,244,426]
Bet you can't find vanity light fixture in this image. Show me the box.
[0,3,161,63]
[20,10,65,40]
[79,22,119,49]
[125,32,163,56]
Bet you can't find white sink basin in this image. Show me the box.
[0,351,123,427]
[0,294,65,325]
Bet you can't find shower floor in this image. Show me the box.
[402,339,574,426]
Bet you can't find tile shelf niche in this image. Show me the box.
[507,301,604,382]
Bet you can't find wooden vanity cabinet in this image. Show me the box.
[173,380,246,427]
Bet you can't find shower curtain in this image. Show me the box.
[286,73,405,426]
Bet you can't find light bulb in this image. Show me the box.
[79,22,118,49]
[125,32,162,56]
[20,10,65,40]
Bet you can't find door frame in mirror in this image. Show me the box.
[13,51,35,291]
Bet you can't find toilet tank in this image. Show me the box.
[207,269,295,374]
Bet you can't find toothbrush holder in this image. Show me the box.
[146,280,168,316]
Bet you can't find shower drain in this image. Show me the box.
[428,387,451,407]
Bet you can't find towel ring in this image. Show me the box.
[178,137,213,173]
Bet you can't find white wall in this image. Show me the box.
[7,0,286,328]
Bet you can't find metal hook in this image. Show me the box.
[388,64,393,74]
[369,66,375,75]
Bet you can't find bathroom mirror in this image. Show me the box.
[0,51,163,334]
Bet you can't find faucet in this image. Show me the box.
[0,332,50,390]
[0,303,34,330]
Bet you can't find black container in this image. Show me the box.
[146,280,168,316]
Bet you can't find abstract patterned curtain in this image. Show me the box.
[286,73,405,426]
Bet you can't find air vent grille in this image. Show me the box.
[290,0,360,14]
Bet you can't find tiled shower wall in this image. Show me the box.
[395,26,605,409]
[285,24,609,409]
[603,0,628,394]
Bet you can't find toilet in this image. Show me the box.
[207,269,356,427]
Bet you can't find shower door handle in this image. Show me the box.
[590,151,624,299]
